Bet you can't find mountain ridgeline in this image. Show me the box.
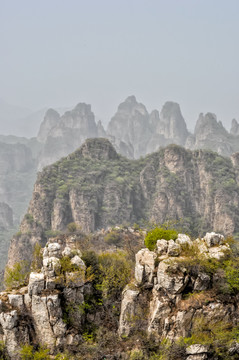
[37,96,239,169]
[7,138,239,268]
[1,95,239,270]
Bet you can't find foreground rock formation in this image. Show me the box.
[1,232,239,359]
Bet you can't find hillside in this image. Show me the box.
[6,138,239,268]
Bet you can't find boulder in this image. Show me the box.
[71,255,85,270]
[208,244,230,260]
[43,256,60,276]
[157,260,188,295]
[176,234,193,247]
[167,240,181,256]
[8,294,24,311]
[203,232,224,247]
[118,286,139,336]
[0,310,18,330]
[28,272,45,296]
[194,273,210,291]
[45,242,62,258]
[135,248,156,284]
[156,239,168,255]
[186,344,209,360]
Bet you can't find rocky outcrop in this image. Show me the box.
[156,102,189,145]
[37,109,60,143]
[0,236,88,359]
[37,103,98,169]
[1,232,239,359]
[107,96,152,158]
[186,113,239,157]
[119,233,239,358]
[230,119,239,136]
[7,138,239,268]
[0,142,38,270]
[0,203,13,231]
[107,96,189,158]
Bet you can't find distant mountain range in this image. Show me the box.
[1,95,239,269]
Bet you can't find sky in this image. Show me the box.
[1,0,239,130]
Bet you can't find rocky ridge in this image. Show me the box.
[1,232,239,359]
[6,138,239,269]
[1,96,239,271]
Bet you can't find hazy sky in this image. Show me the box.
[1,0,239,130]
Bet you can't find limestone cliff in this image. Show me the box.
[6,138,239,269]
[107,96,189,158]
[37,108,60,143]
[186,113,239,157]
[231,119,239,136]
[0,142,38,269]
[2,232,239,359]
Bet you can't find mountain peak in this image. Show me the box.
[77,138,119,161]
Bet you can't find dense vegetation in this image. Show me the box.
[144,227,178,250]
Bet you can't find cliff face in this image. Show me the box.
[186,113,239,157]
[1,232,239,359]
[6,138,239,269]
[107,96,189,158]
[0,142,38,270]
[37,103,133,170]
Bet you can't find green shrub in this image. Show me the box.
[129,349,144,360]
[58,256,82,274]
[19,345,50,360]
[223,259,239,294]
[98,251,132,299]
[24,213,34,224]
[104,230,123,248]
[145,228,178,251]
[31,242,43,272]
[67,222,78,233]
[0,341,9,360]
[5,261,29,289]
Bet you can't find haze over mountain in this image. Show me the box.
[0,95,239,271]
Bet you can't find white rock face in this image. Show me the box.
[186,344,209,359]
[186,344,209,354]
[7,295,24,311]
[148,288,171,334]
[203,232,225,247]
[0,237,88,358]
[167,240,181,256]
[31,294,66,349]
[28,272,45,295]
[194,273,210,291]
[71,255,86,269]
[118,232,235,347]
[118,286,139,336]
[0,311,18,330]
[135,248,156,284]
[157,260,188,295]
[156,239,168,255]
[47,242,62,258]
[208,244,230,260]
[43,256,60,276]
[176,234,193,247]
[195,232,229,260]
[0,310,29,359]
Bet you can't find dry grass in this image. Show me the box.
[178,290,215,311]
